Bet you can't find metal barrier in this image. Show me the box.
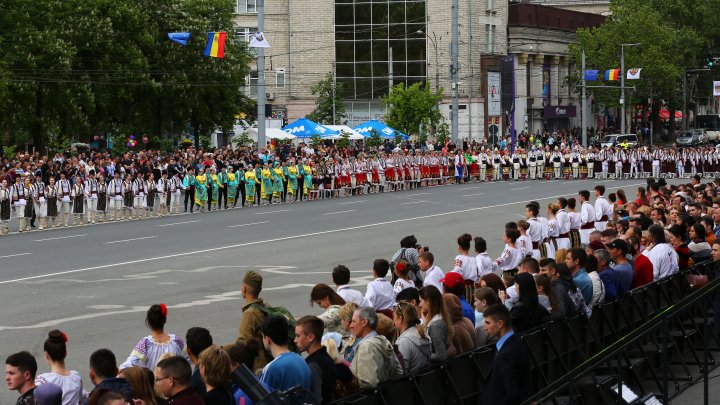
[334,261,719,405]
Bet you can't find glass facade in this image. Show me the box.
[335,0,427,100]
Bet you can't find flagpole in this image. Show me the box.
[257,0,267,149]
[581,50,587,148]
[620,45,625,135]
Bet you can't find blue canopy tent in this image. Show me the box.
[281,118,338,138]
[352,120,408,139]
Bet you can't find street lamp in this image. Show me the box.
[417,30,440,91]
[620,43,640,135]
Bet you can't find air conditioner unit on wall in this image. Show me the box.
[266,93,275,100]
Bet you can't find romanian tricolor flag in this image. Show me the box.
[204,32,227,58]
[605,69,620,81]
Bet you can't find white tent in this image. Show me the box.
[323,125,365,140]
[238,127,297,142]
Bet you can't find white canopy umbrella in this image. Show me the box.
[238,127,297,142]
[323,125,365,140]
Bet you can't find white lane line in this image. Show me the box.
[255,209,289,215]
[105,236,157,245]
[323,210,356,216]
[511,187,530,191]
[228,221,270,228]
[338,200,367,205]
[400,201,427,205]
[0,253,31,259]
[158,220,200,227]
[462,193,485,197]
[34,234,87,242]
[404,192,430,197]
[0,182,648,285]
[458,186,482,191]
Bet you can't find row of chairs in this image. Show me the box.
[335,263,719,405]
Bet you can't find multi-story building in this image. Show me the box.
[234,0,508,140]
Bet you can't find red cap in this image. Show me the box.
[440,272,465,289]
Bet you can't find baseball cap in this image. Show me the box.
[440,272,464,289]
[606,239,629,255]
[34,383,63,405]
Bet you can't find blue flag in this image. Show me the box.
[584,70,599,81]
[168,32,190,46]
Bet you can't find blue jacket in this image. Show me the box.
[572,269,593,305]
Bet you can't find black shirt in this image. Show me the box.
[16,387,35,405]
[201,384,234,405]
[306,347,337,405]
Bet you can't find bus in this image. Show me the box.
[695,114,720,143]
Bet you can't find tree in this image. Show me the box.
[335,131,350,149]
[365,130,383,148]
[383,82,443,137]
[307,72,345,125]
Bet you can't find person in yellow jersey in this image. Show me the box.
[209,167,222,210]
[227,167,238,208]
[303,160,313,201]
[193,168,209,212]
[244,166,257,206]
[287,159,299,203]
[272,162,284,203]
[261,163,273,205]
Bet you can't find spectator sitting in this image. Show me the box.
[606,239,633,293]
[584,253,606,305]
[154,356,205,405]
[593,249,623,302]
[504,257,539,308]
[418,252,444,292]
[419,285,453,365]
[393,302,431,374]
[118,366,164,405]
[88,349,134,402]
[507,273,549,333]
[564,247,593,305]
[348,307,404,390]
[198,345,234,405]
[226,339,269,405]
[557,264,592,318]
[441,272,475,325]
[643,224,679,281]
[33,383,62,405]
[321,334,359,399]
[364,259,395,311]
[332,265,369,307]
[294,316,337,405]
[688,222,712,262]
[310,283,347,334]
[481,304,530,405]
[396,287,422,320]
[443,294,477,357]
[473,288,500,346]
[479,273,505,296]
[185,326,212,395]
[260,316,312,392]
[392,260,416,296]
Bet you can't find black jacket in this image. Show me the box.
[510,300,549,333]
[91,377,134,403]
[482,333,530,405]
[306,347,337,405]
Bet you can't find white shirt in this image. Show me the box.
[594,196,613,221]
[336,285,370,307]
[527,217,543,244]
[393,278,416,295]
[557,209,571,235]
[643,243,679,281]
[452,254,479,282]
[421,266,445,292]
[36,371,86,405]
[496,245,524,271]
[517,235,533,257]
[364,278,395,310]
[475,252,495,277]
[569,211,582,230]
[581,202,596,225]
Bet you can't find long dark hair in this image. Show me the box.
[516,273,539,307]
[310,283,346,306]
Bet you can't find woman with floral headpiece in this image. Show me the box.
[120,304,189,370]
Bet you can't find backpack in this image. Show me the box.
[391,248,422,287]
[250,303,297,351]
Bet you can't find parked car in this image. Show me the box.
[600,134,638,148]
[676,129,706,146]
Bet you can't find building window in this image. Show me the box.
[247,70,258,97]
[276,69,286,88]
[236,0,257,14]
[235,27,258,42]
[485,0,495,12]
[485,24,496,53]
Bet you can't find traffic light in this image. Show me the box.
[707,53,715,68]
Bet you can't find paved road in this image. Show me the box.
[0,177,649,402]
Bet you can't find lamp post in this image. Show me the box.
[682,68,709,131]
[418,30,440,92]
[620,43,640,135]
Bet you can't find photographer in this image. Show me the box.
[390,235,425,285]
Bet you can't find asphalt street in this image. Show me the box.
[0,177,651,402]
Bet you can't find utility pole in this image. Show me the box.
[332,62,337,125]
[581,50,587,147]
[467,0,472,140]
[450,0,459,142]
[389,47,393,89]
[620,43,640,135]
[257,0,267,149]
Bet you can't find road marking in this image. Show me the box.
[255,209,289,215]
[338,200,367,205]
[404,192,430,197]
[400,201,427,205]
[158,220,200,227]
[0,252,31,259]
[228,221,270,228]
[462,193,485,197]
[458,186,482,191]
[34,234,87,242]
[0,182,648,285]
[105,236,157,244]
[511,187,529,191]
[323,210,356,215]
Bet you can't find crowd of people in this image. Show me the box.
[6,174,720,405]
[2,141,720,234]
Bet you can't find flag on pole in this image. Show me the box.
[249,32,271,48]
[167,32,190,46]
[604,69,620,81]
[583,70,599,81]
[626,68,642,80]
[204,32,227,58]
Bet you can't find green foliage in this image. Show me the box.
[383,82,443,137]
[233,132,253,147]
[310,134,323,149]
[307,72,346,125]
[435,119,450,145]
[0,0,253,154]
[336,132,350,149]
[199,135,210,150]
[365,130,383,148]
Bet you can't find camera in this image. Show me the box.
[416,244,429,252]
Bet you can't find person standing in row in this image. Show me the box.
[71,174,85,226]
[218,166,229,209]
[107,172,123,221]
[122,173,134,220]
[84,171,99,224]
[0,179,11,235]
[46,176,58,228]
[156,172,169,217]
[13,175,29,232]
[96,172,107,222]
[32,171,48,230]
[183,166,196,213]
[169,171,182,214]
[23,176,34,231]
[226,167,238,208]
[132,172,147,220]
[56,172,72,227]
